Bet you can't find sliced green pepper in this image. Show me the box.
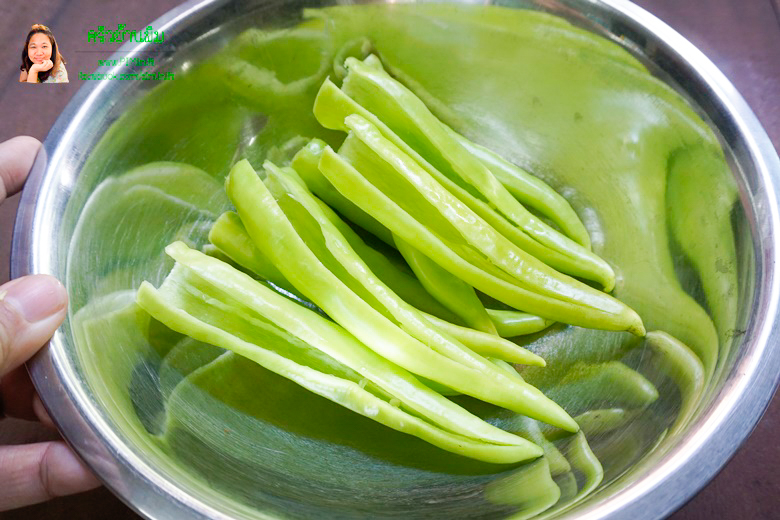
[291,138,395,246]
[395,235,497,334]
[309,195,460,322]
[208,202,541,366]
[293,141,555,337]
[319,116,644,334]
[138,281,537,463]
[227,159,578,431]
[420,314,544,365]
[313,76,614,289]
[487,309,554,337]
[323,55,615,289]
[447,130,591,249]
[265,162,547,370]
[142,242,544,455]
[208,211,303,298]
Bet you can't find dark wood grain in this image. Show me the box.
[0,0,778,518]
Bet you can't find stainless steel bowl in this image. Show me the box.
[12,0,780,518]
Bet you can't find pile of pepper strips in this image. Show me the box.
[137,55,646,463]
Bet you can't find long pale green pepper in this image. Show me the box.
[313,77,613,289]
[292,136,556,337]
[208,212,302,298]
[317,115,644,334]
[314,55,615,290]
[208,206,545,365]
[394,235,497,335]
[291,138,396,246]
[487,309,554,337]
[264,162,545,368]
[138,242,544,462]
[227,158,578,431]
[447,130,592,249]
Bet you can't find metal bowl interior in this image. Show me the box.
[12,0,780,519]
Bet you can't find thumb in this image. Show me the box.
[0,275,67,377]
[0,441,100,511]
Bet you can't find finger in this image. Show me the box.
[0,365,37,421]
[33,393,56,429]
[0,136,41,201]
[0,441,100,511]
[0,365,56,426]
[0,275,67,377]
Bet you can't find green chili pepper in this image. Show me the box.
[419,314,544,365]
[487,309,554,337]
[293,141,556,338]
[312,76,614,289]
[140,242,546,460]
[138,284,536,463]
[319,115,644,334]
[227,159,578,431]
[394,235,497,334]
[208,211,304,298]
[324,55,616,289]
[308,194,461,322]
[264,162,547,370]
[447,130,591,249]
[208,203,542,366]
[291,138,395,246]
[209,196,554,360]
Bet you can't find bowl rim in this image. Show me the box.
[12,0,780,519]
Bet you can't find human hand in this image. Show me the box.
[0,136,100,511]
[29,60,53,73]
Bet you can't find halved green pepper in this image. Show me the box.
[313,76,613,288]
[227,159,578,431]
[319,115,644,334]
[265,162,545,368]
[314,55,615,289]
[140,242,545,460]
[394,235,497,334]
[293,137,556,338]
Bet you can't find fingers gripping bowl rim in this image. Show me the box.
[11,0,780,518]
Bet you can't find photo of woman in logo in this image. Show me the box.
[19,24,68,83]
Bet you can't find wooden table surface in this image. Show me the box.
[0,0,778,518]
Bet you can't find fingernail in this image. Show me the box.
[1,275,67,323]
